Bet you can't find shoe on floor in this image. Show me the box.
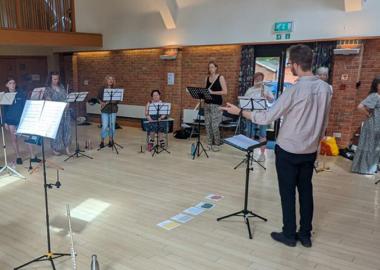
[271,232,296,247]
[296,233,312,248]
[30,156,41,163]
[108,141,114,147]
[99,142,105,148]
[257,153,265,162]
[211,145,221,152]
[16,158,23,165]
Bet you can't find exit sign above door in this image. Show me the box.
[273,21,294,33]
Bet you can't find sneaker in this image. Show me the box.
[257,153,265,162]
[270,232,296,247]
[16,158,23,165]
[30,156,41,163]
[211,145,221,152]
[296,233,312,248]
[99,142,105,148]
[108,141,114,147]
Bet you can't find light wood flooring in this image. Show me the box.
[0,124,379,270]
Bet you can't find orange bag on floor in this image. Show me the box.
[320,136,339,156]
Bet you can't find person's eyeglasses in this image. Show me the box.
[286,61,293,66]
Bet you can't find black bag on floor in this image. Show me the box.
[174,129,190,139]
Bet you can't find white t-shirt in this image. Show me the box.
[244,85,274,100]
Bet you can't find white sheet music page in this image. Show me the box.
[0,92,17,105]
[30,87,46,100]
[17,100,66,139]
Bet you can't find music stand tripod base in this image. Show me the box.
[375,179,380,185]
[0,166,25,179]
[217,137,268,239]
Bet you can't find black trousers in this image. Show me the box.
[275,145,317,239]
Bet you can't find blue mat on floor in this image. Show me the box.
[266,140,276,150]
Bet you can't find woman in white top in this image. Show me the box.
[244,72,274,162]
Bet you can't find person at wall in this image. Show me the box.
[145,90,168,147]
[316,66,333,94]
[44,72,72,156]
[244,72,274,162]
[351,78,380,175]
[222,44,332,248]
[98,75,119,148]
[204,61,228,152]
[3,78,40,165]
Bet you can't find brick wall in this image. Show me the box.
[73,45,241,129]
[71,39,380,144]
[328,39,380,147]
[76,49,165,105]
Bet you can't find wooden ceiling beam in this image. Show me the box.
[0,29,102,47]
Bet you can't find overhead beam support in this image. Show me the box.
[344,0,363,12]
[0,29,103,47]
[160,0,178,30]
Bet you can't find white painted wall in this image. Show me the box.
[75,0,380,50]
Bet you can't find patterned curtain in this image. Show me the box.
[238,45,255,96]
[312,41,337,83]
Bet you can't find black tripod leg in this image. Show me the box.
[78,152,94,159]
[248,211,268,222]
[199,142,209,158]
[245,215,253,239]
[49,257,56,270]
[375,180,380,185]
[234,158,246,170]
[14,255,47,270]
[216,210,243,221]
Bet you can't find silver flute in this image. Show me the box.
[66,204,77,270]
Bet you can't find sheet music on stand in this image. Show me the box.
[30,87,46,100]
[148,102,171,116]
[0,92,17,105]
[66,92,88,103]
[16,100,66,139]
[186,87,213,102]
[224,134,261,152]
[103,88,124,101]
[238,96,267,111]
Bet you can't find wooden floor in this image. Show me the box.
[0,124,379,270]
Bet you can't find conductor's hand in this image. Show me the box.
[220,103,241,115]
[147,116,153,122]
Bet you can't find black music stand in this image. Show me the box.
[234,97,268,170]
[217,134,268,239]
[186,87,212,159]
[65,92,93,161]
[15,100,71,269]
[235,96,267,136]
[375,179,380,185]
[98,88,124,154]
[147,102,171,157]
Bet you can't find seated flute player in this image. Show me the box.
[145,90,168,148]
[3,77,41,165]
[221,45,332,248]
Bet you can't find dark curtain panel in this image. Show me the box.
[238,45,255,96]
[312,41,337,83]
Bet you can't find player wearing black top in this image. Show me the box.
[3,78,40,165]
[204,61,228,152]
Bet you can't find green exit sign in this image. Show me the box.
[273,21,293,33]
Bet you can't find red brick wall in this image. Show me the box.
[76,49,165,106]
[328,39,380,147]
[73,45,241,129]
[71,40,380,142]
[181,45,241,110]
